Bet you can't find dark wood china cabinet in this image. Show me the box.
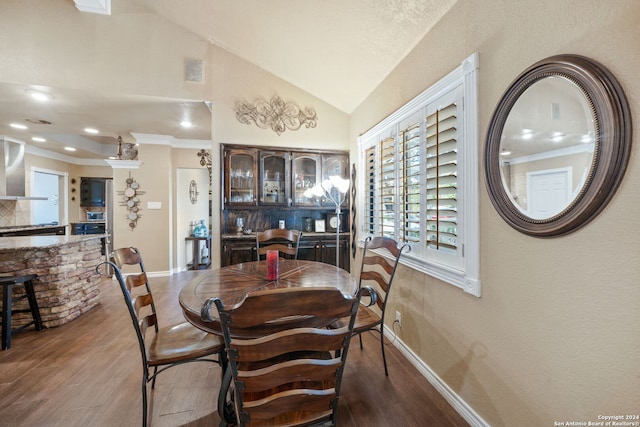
[321,153,350,208]
[259,150,290,205]
[224,147,258,207]
[292,152,321,206]
[221,144,350,271]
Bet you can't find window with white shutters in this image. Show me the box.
[357,53,480,296]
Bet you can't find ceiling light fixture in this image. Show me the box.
[64,147,76,152]
[10,123,28,130]
[32,137,46,142]
[521,131,533,140]
[26,89,53,102]
[180,120,192,128]
[84,127,99,134]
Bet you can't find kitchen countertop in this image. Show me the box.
[0,224,66,232]
[0,234,105,251]
[69,221,106,224]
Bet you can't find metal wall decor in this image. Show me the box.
[197,148,213,185]
[351,164,357,259]
[189,179,199,204]
[235,95,318,135]
[117,172,145,230]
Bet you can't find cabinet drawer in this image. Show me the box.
[84,223,106,234]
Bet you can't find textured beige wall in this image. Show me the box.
[350,0,640,425]
[209,45,350,150]
[111,143,173,273]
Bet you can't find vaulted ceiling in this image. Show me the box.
[0,0,456,162]
[134,0,457,114]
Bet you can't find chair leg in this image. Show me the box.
[23,279,43,330]
[151,366,158,388]
[380,327,389,376]
[358,332,363,349]
[2,283,12,350]
[142,376,148,427]
[218,368,236,425]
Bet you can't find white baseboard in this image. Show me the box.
[146,270,171,278]
[384,325,490,427]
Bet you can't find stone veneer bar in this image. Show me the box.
[0,235,105,328]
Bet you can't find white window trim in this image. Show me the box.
[357,53,480,297]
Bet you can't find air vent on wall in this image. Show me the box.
[185,59,204,83]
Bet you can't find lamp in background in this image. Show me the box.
[304,175,349,268]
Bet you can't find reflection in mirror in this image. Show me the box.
[499,76,596,219]
[485,54,632,237]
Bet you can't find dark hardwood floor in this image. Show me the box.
[0,270,469,427]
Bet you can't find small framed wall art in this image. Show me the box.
[314,219,325,233]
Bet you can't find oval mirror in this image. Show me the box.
[485,54,631,236]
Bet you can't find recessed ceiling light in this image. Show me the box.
[180,120,193,128]
[84,127,99,134]
[64,147,76,152]
[26,89,53,102]
[32,137,46,142]
[10,123,28,130]
[500,149,511,156]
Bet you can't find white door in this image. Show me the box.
[527,168,571,219]
[32,171,61,225]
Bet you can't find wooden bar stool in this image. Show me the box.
[1,274,43,350]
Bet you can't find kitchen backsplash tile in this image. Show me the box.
[0,200,17,226]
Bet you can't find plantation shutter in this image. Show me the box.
[364,145,377,235]
[380,137,396,239]
[399,122,421,245]
[425,102,458,255]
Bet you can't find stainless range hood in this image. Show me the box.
[0,136,47,201]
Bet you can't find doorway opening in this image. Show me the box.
[31,168,68,226]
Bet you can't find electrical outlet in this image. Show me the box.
[395,310,402,327]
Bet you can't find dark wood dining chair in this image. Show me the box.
[332,236,410,376]
[255,228,302,260]
[105,247,224,427]
[201,286,366,427]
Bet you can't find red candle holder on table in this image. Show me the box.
[266,250,278,281]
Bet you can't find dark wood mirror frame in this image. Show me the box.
[485,54,632,237]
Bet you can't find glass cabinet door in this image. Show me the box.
[224,148,258,206]
[260,151,290,205]
[292,153,321,206]
[322,153,350,207]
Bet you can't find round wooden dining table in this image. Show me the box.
[179,259,358,335]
